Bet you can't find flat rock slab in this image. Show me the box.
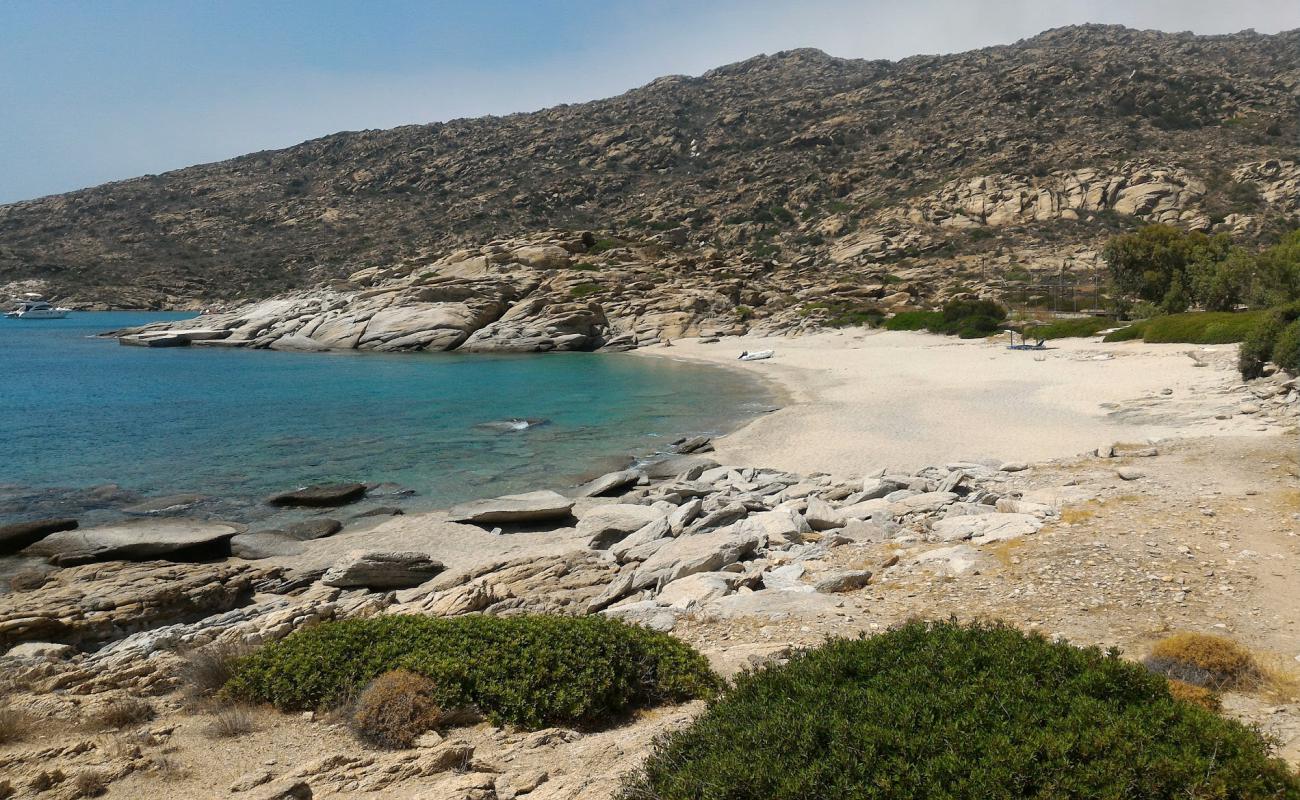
[25,519,241,565]
[266,483,368,507]
[121,493,210,515]
[321,550,445,589]
[642,455,721,480]
[0,518,78,555]
[446,490,574,525]
[577,504,665,549]
[930,512,1042,543]
[574,469,642,498]
[230,532,306,560]
[704,589,845,620]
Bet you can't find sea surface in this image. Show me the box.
[0,312,770,526]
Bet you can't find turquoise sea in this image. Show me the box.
[0,312,769,526]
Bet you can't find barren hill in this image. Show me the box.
[1,24,1299,310]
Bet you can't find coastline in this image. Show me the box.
[630,328,1288,475]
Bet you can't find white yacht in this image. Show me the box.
[5,295,71,319]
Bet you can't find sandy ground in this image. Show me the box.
[633,329,1277,475]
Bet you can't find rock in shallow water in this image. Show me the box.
[265,483,368,508]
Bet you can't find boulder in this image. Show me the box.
[632,525,763,589]
[574,469,641,498]
[577,504,665,549]
[656,572,736,608]
[446,490,574,525]
[0,518,77,555]
[642,455,720,480]
[321,550,445,589]
[688,501,749,533]
[803,496,846,531]
[25,519,240,565]
[266,483,368,508]
[284,518,343,541]
[745,509,809,547]
[3,641,76,661]
[609,518,672,562]
[813,570,873,593]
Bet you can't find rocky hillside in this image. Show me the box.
[2,24,1299,314]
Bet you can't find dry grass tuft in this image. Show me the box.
[1059,506,1096,525]
[351,669,444,749]
[203,706,255,739]
[72,770,107,797]
[151,754,191,781]
[180,640,252,700]
[0,705,33,745]
[1145,632,1262,691]
[92,697,155,730]
[1167,679,1221,712]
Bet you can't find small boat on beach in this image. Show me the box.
[5,295,71,319]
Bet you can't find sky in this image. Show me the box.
[2,0,1298,204]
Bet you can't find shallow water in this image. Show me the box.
[0,312,770,525]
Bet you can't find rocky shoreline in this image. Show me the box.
[1,337,1297,798]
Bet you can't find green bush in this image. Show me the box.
[1105,310,1266,345]
[883,310,941,331]
[224,615,718,730]
[619,621,1300,800]
[1102,320,1150,342]
[1023,316,1115,340]
[1141,310,1266,344]
[1237,301,1300,378]
[800,300,884,328]
[570,282,604,298]
[1273,319,1300,375]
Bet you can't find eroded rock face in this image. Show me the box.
[0,561,268,649]
[321,550,445,589]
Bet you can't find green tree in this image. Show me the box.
[1103,225,1232,313]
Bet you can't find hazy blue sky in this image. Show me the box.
[2,0,1298,203]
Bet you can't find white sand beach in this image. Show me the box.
[635,329,1276,475]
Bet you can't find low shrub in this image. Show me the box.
[619,620,1300,799]
[0,705,32,744]
[884,301,1006,338]
[351,669,445,749]
[224,615,718,730]
[1145,632,1263,691]
[883,310,941,331]
[1023,316,1115,340]
[92,697,154,730]
[1141,310,1267,344]
[800,300,883,328]
[569,282,603,298]
[1239,308,1291,379]
[1272,319,1300,375]
[1102,319,1150,342]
